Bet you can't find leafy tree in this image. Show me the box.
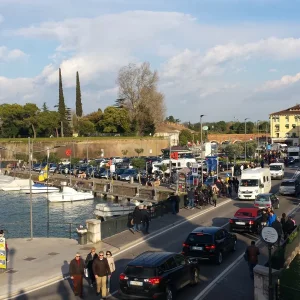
[160,164,168,172]
[36,111,60,137]
[15,153,29,162]
[121,150,128,156]
[70,157,80,165]
[179,129,193,146]
[85,109,103,132]
[223,144,243,161]
[76,71,83,117]
[165,116,180,123]
[131,158,146,170]
[98,106,130,133]
[23,103,40,138]
[134,148,144,157]
[244,141,258,159]
[77,119,95,136]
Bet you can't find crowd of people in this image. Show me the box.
[69,248,115,299]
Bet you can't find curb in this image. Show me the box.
[0,198,233,300]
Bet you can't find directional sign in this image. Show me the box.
[192,163,198,176]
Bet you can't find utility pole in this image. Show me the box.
[200,115,205,183]
[244,118,249,163]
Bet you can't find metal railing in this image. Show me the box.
[0,221,77,239]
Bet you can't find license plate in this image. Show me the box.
[130,281,143,286]
[192,246,203,250]
[236,222,245,225]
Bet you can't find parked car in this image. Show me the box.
[118,251,200,300]
[229,208,262,233]
[113,168,127,180]
[254,193,280,210]
[181,226,237,265]
[279,178,300,196]
[119,169,138,181]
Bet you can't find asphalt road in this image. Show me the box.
[11,165,300,300]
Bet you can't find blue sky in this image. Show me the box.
[1,0,300,122]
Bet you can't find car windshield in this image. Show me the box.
[281,181,295,187]
[240,179,258,187]
[117,169,126,174]
[123,169,135,174]
[125,266,156,277]
[256,195,269,202]
[186,233,213,244]
[270,165,282,171]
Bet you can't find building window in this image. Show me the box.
[292,124,296,128]
[292,133,297,138]
[285,116,289,122]
[276,133,279,138]
[285,124,289,129]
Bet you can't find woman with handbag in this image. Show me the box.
[85,247,97,287]
[106,251,115,294]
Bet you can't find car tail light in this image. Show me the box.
[205,244,216,250]
[119,273,128,280]
[266,204,271,207]
[254,203,259,207]
[183,243,189,247]
[148,277,161,285]
[249,220,254,225]
[229,219,234,224]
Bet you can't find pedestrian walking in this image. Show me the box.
[106,251,115,294]
[188,187,195,209]
[272,217,283,246]
[267,210,277,226]
[132,206,143,232]
[228,183,232,198]
[93,251,111,299]
[285,216,296,235]
[212,184,218,207]
[85,247,98,287]
[127,212,134,233]
[171,195,178,214]
[69,252,85,298]
[245,241,260,279]
[280,213,288,240]
[142,205,150,234]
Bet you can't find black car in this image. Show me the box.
[182,227,237,265]
[119,251,200,300]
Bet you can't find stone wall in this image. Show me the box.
[0,138,169,159]
[208,133,270,143]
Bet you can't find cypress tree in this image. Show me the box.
[76,71,83,117]
[58,68,66,121]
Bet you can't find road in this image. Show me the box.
[11,165,299,300]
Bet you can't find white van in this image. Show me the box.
[154,158,196,174]
[238,167,272,200]
[269,163,285,180]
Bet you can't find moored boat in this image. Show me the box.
[20,183,60,194]
[48,186,94,202]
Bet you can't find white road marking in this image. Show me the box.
[8,199,233,299]
[192,203,300,300]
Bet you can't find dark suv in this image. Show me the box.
[118,251,200,299]
[182,226,237,265]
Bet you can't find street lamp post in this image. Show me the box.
[257,120,260,159]
[244,118,249,163]
[200,115,205,183]
[28,137,33,240]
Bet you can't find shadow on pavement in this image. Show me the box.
[61,260,69,279]
[7,247,16,299]
[13,290,28,300]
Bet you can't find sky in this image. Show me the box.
[1,0,300,123]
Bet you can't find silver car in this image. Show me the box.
[254,193,280,210]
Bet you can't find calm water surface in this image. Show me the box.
[0,191,106,238]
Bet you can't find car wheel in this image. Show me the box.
[216,252,223,265]
[231,240,237,252]
[190,268,200,286]
[166,286,175,300]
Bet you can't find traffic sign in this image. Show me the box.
[65,149,72,157]
[192,163,198,176]
[261,227,278,244]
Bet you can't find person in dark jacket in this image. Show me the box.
[260,210,268,229]
[69,252,85,297]
[132,206,143,232]
[245,241,260,279]
[280,213,288,239]
[85,247,97,287]
[93,251,111,298]
[272,217,283,246]
[141,205,150,234]
[285,216,296,235]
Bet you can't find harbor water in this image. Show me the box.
[0,191,105,239]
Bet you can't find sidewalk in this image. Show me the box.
[202,204,300,300]
[0,197,231,300]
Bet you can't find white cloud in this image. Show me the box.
[0,46,27,62]
[269,68,278,72]
[258,72,300,91]
[0,14,4,23]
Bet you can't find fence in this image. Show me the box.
[100,195,186,239]
[0,221,77,239]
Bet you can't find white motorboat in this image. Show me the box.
[48,186,94,202]
[20,183,60,194]
[0,179,33,191]
[0,175,14,183]
[94,199,152,219]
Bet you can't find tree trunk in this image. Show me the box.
[55,128,59,137]
[31,124,37,139]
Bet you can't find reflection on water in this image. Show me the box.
[0,191,107,238]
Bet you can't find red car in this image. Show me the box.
[229,208,262,233]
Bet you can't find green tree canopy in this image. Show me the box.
[179,129,193,146]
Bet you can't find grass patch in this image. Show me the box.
[280,254,300,300]
[0,136,166,143]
